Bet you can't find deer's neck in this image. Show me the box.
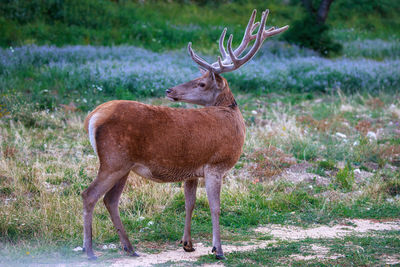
[213,87,237,108]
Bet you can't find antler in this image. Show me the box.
[188,9,289,75]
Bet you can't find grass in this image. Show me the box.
[1,2,400,264]
[1,46,399,262]
[1,0,400,51]
[1,91,399,264]
[194,231,400,266]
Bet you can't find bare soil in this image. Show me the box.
[112,219,400,266]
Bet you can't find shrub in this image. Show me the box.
[250,146,296,180]
[335,163,355,190]
[283,15,342,56]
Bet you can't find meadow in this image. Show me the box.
[1,1,400,266]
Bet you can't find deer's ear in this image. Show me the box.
[208,71,218,88]
[199,68,207,75]
[209,71,216,82]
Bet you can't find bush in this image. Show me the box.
[335,163,355,191]
[283,15,342,56]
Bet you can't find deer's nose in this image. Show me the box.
[166,88,172,94]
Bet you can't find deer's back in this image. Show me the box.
[85,100,245,181]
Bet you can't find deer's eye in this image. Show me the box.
[199,82,206,87]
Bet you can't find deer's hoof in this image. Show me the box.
[88,255,98,261]
[212,247,225,260]
[182,241,195,252]
[183,246,196,252]
[124,245,139,257]
[216,254,226,260]
[128,251,140,257]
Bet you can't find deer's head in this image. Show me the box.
[166,9,288,107]
[166,70,227,106]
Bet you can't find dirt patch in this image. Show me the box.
[112,241,275,267]
[111,219,400,266]
[381,255,400,265]
[290,244,343,261]
[255,219,400,240]
[273,162,330,186]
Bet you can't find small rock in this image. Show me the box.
[102,244,117,250]
[251,110,258,115]
[335,132,347,139]
[73,246,83,252]
[366,131,377,140]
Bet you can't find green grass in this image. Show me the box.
[194,231,400,266]
[1,0,400,50]
[0,0,299,51]
[1,91,400,264]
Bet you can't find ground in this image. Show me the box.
[110,219,400,266]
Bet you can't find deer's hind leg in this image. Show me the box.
[103,173,139,257]
[182,178,198,252]
[82,165,130,260]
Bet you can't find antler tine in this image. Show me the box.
[266,26,275,32]
[227,34,237,65]
[251,22,260,33]
[219,28,228,60]
[231,10,288,68]
[230,9,268,67]
[263,25,289,38]
[234,9,257,57]
[188,42,216,72]
[187,9,288,75]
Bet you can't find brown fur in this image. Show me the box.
[82,73,245,260]
[85,100,245,181]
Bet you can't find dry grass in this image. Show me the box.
[0,92,399,254]
[249,146,296,181]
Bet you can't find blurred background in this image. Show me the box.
[1,0,399,55]
[1,0,399,111]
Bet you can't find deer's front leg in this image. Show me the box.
[182,178,198,252]
[204,168,225,260]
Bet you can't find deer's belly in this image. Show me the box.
[131,163,203,183]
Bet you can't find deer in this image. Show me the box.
[82,9,288,260]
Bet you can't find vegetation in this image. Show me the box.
[0,0,399,265]
[1,0,400,51]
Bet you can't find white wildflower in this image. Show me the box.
[366,131,377,140]
[73,246,83,252]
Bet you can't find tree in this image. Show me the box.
[284,0,342,56]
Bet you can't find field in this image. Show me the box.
[1,1,400,266]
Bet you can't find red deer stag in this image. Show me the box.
[82,9,288,260]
